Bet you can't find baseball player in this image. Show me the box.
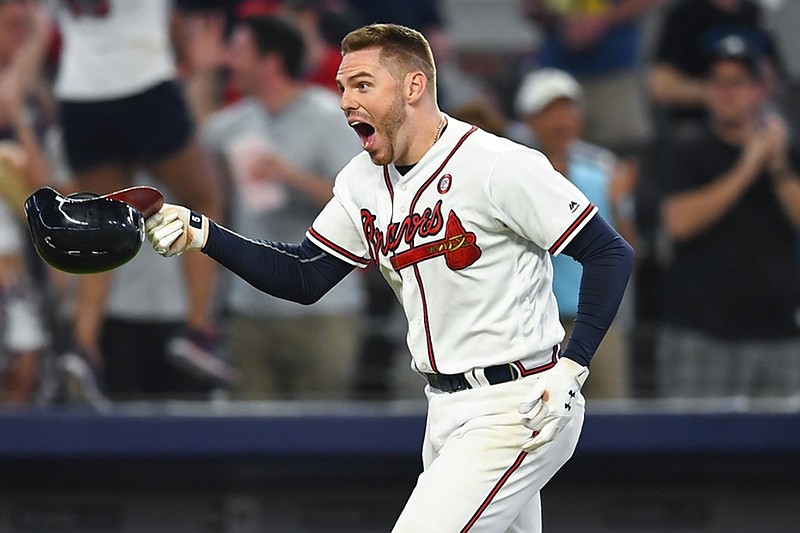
[146,23,634,532]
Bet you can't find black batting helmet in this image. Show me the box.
[24,187,145,274]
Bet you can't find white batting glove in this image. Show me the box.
[145,203,209,257]
[518,357,589,452]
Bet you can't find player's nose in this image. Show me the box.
[339,89,358,113]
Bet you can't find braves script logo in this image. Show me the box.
[361,200,482,271]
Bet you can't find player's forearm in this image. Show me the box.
[201,222,353,304]
[560,216,635,367]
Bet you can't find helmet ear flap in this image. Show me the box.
[24,187,145,274]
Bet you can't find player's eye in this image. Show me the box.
[358,82,370,91]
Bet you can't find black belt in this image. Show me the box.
[422,363,519,393]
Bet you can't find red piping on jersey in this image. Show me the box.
[406,126,478,373]
[383,166,394,203]
[513,346,559,377]
[460,451,529,532]
[413,264,438,372]
[408,126,478,216]
[308,227,370,266]
[549,203,595,254]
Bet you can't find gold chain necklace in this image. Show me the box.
[433,114,447,145]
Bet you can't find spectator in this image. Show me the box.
[0,0,49,189]
[0,143,49,405]
[648,0,783,138]
[97,174,215,401]
[521,0,661,155]
[639,0,781,396]
[657,36,800,399]
[283,0,352,94]
[50,0,235,387]
[514,68,637,399]
[198,15,364,399]
[449,99,510,138]
[0,0,53,405]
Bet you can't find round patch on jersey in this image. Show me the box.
[437,174,452,194]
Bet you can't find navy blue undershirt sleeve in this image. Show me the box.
[201,221,355,305]
[559,215,635,367]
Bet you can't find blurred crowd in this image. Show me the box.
[1,0,799,407]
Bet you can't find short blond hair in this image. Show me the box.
[341,23,437,96]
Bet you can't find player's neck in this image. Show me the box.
[394,108,446,166]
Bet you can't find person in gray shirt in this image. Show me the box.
[201,15,364,399]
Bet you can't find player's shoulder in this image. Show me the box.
[450,117,532,161]
[461,122,552,173]
[331,151,388,207]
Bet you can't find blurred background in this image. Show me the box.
[2,0,800,531]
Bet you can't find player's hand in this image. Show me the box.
[518,357,589,452]
[145,203,208,257]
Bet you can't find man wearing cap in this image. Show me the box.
[514,68,638,399]
[657,36,800,399]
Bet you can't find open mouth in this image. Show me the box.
[350,121,376,149]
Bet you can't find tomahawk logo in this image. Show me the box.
[389,210,482,271]
[361,202,482,271]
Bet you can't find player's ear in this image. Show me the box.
[405,71,427,104]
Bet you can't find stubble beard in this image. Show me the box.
[371,94,407,166]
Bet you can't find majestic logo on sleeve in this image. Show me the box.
[361,200,482,271]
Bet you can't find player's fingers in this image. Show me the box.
[150,226,183,257]
[521,435,541,452]
[166,235,189,257]
[518,398,541,415]
[522,417,562,452]
[145,209,177,231]
[521,403,549,431]
[153,234,178,256]
[158,227,184,249]
[145,211,180,237]
[151,219,184,244]
[145,212,163,231]
[518,380,546,414]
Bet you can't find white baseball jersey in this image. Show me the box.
[54,0,174,100]
[308,116,596,376]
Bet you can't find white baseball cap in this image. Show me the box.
[514,68,583,118]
